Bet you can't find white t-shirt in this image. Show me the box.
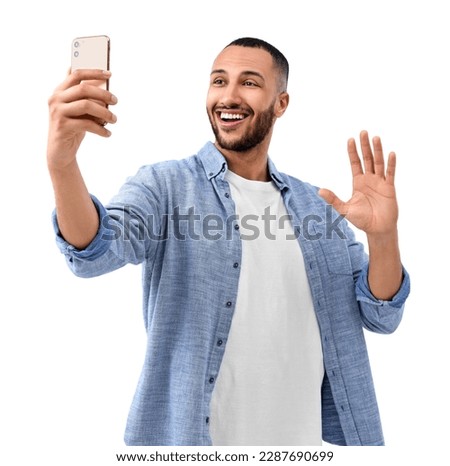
[209,170,324,446]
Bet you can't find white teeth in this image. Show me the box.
[221,112,245,120]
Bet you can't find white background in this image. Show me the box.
[0,1,448,464]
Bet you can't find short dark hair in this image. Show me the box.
[226,37,289,91]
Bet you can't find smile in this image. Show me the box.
[216,111,250,127]
[220,112,246,121]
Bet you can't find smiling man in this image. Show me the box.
[47,37,410,446]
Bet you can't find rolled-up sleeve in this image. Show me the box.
[52,164,165,278]
[52,194,111,262]
[355,262,411,334]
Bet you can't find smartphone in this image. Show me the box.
[71,35,110,90]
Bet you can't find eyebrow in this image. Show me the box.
[210,69,265,81]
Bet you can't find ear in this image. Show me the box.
[274,92,289,118]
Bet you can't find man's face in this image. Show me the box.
[207,46,284,153]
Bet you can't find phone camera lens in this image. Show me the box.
[74,41,79,48]
[74,51,79,58]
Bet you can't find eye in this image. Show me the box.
[212,78,225,86]
[243,80,258,87]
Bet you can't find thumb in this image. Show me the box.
[318,188,348,216]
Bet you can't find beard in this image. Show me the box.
[208,100,276,152]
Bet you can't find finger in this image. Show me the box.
[360,130,374,174]
[82,118,112,137]
[372,136,385,177]
[64,99,117,125]
[69,68,111,85]
[57,69,111,92]
[60,82,117,106]
[55,112,112,137]
[85,119,112,137]
[385,152,396,185]
[318,188,348,216]
[347,137,363,177]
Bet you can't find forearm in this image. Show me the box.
[367,229,403,300]
[49,160,99,249]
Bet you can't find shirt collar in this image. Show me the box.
[198,141,290,192]
[199,142,227,180]
[267,158,289,192]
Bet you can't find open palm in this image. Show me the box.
[319,131,398,236]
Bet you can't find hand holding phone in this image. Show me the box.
[47,35,116,171]
[70,35,112,126]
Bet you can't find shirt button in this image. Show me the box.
[209,377,215,384]
[226,301,232,307]
[225,192,230,198]
[233,262,239,268]
[208,172,214,177]
[234,224,240,230]
[217,339,223,346]
[206,417,210,424]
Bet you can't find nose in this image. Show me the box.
[219,82,242,107]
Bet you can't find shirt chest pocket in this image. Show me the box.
[317,237,354,276]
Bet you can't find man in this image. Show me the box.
[47,37,410,446]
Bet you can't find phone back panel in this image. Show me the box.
[71,35,110,91]
[71,35,110,71]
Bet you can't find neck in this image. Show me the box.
[215,139,271,182]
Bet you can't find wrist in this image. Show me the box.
[366,227,399,246]
[47,152,79,174]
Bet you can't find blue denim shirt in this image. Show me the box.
[53,142,410,446]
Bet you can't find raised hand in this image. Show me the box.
[319,130,398,237]
[47,69,118,170]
